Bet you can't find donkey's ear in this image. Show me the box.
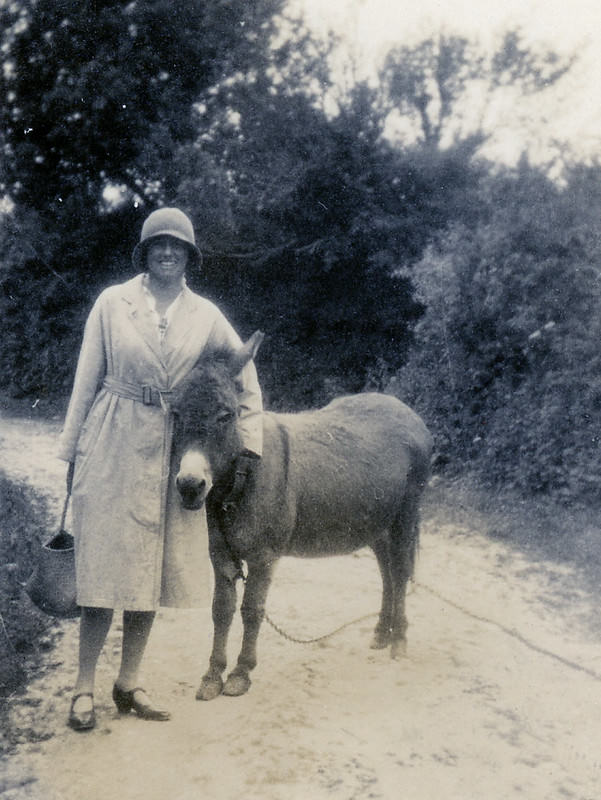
[229,330,265,375]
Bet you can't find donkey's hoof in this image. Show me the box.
[196,676,224,701]
[390,639,407,660]
[222,672,251,696]
[370,630,391,650]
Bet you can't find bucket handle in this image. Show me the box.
[59,489,71,531]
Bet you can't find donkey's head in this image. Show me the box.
[172,331,264,510]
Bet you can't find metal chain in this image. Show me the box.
[263,609,378,645]
[261,577,416,645]
[414,581,601,683]
[264,581,601,685]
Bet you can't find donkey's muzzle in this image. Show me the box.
[176,476,207,510]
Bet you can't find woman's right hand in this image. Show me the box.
[66,461,75,494]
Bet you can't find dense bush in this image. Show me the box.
[0,471,58,698]
[394,162,601,504]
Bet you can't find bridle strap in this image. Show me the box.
[211,452,259,583]
[221,455,255,513]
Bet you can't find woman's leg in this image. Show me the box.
[72,606,113,711]
[116,610,156,689]
[114,610,169,719]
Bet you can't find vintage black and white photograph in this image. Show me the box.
[1,1,600,798]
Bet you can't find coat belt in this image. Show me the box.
[102,376,173,407]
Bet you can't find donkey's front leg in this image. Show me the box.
[222,557,275,697]
[196,558,239,701]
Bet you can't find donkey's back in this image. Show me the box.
[246,392,433,558]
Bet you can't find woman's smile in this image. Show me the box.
[147,235,188,283]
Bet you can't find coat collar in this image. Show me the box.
[119,274,201,376]
[120,274,164,367]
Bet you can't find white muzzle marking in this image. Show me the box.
[176,449,213,504]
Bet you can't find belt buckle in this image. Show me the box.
[142,385,154,405]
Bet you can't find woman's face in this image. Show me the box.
[146,235,189,285]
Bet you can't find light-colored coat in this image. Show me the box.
[58,274,262,610]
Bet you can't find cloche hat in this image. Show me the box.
[132,207,202,270]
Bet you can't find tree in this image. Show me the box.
[173,76,429,407]
[380,32,574,160]
[0,12,581,437]
[0,0,284,211]
[0,0,285,397]
[163,28,576,408]
[394,159,601,503]
[171,55,492,406]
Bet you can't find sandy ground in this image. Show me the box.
[1,414,601,800]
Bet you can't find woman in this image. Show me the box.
[58,208,263,731]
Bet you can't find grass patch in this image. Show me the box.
[423,474,601,594]
[0,471,61,699]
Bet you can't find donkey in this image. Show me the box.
[171,332,433,700]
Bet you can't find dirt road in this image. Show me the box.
[2,415,601,800]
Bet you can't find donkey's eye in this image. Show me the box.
[216,410,235,425]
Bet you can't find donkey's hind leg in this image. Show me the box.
[390,493,421,659]
[370,536,394,650]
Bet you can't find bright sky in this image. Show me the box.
[295,0,601,165]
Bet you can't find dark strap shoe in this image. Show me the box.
[68,692,95,731]
[112,683,170,721]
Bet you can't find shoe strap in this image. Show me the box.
[72,692,94,702]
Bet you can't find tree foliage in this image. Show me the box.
[0,0,284,395]
[0,0,284,210]
[395,160,601,503]
[380,32,574,155]
[1,6,596,507]
[171,50,489,406]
